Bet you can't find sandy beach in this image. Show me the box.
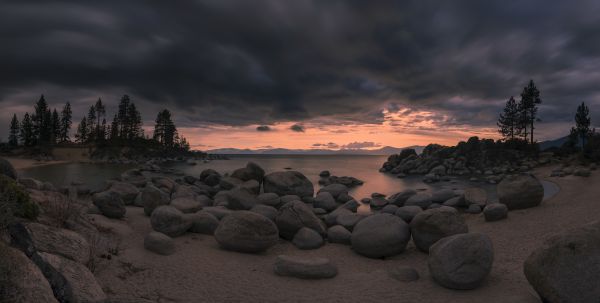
[85,164,594,303]
[5,157,68,171]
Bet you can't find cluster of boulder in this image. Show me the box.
[318,170,364,188]
[380,137,548,184]
[117,161,543,287]
[550,163,595,177]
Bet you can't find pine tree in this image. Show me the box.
[51,109,60,144]
[75,117,88,143]
[60,102,72,143]
[94,98,106,141]
[153,109,177,147]
[32,95,51,145]
[8,114,20,147]
[570,102,593,148]
[127,102,142,139]
[86,106,97,143]
[110,114,119,141]
[519,80,542,144]
[20,113,34,147]
[117,95,131,139]
[497,96,519,140]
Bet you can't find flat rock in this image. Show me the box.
[274,255,338,279]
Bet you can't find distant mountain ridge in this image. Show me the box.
[207,145,425,155]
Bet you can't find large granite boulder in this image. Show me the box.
[214,211,279,253]
[11,223,90,264]
[264,171,314,198]
[0,157,17,179]
[92,190,126,219]
[524,220,600,302]
[37,252,107,303]
[351,213,411,258]
[170,197,203,214]
[274,255,338,279]
[249,204,278,221]
[0,243,58,303]
[410,207,468,252]
[483,203,508,222]
[428,233,494,290]
[497,174,544,210]
[395,205,423,223]
[150,206,192,237]
[275,201,326,240]
[257,193,281,208]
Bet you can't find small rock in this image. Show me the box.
[144,232,175,255]
[327,225,351,245]
[388,266,420,282]
[292,227,324,249]
[483,203,508,222]
[405,193,432,209]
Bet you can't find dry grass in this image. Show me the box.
[86,232,123,273]
[45,195,81,228]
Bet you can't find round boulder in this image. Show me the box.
[483,203,508,222]
[395,205,423,223]
[351,213,411,258]
[410,207,468,252]
[428,233,494,290]
[313,192,337,212]
[497,174,543,210]
[187,211,219,234]
[214,211,279,253]
[150,206,192,237]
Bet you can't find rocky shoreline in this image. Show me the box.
[1,157,598,302]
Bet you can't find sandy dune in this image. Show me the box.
[93,165,595,303]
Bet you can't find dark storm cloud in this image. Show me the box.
[2,0,600,139]
[290,124,305,132]
[256,125,271,132]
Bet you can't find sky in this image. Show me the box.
[1,0,600,150]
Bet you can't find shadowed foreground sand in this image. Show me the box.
[94,165,595,303]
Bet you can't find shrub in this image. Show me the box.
[0,175,39,229]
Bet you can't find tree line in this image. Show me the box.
[497,79,597,159]
[6,94,190,152]
[497,80,542,144]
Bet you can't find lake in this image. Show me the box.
[20,155,559,214]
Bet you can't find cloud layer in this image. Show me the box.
[1,1,600,145]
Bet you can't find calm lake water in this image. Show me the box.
[20,155,559,213]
